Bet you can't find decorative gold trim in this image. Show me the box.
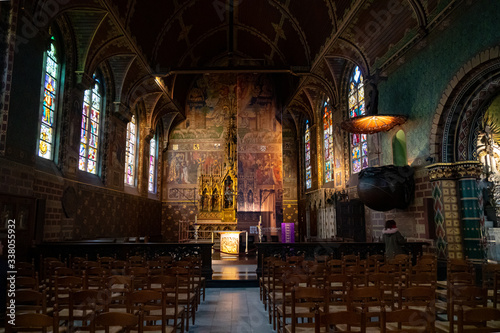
[426,161,483,180]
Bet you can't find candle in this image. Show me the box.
[195,215,197,224]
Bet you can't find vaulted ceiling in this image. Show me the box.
[26,0,461,127]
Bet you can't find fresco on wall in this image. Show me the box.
[237,74,283,232]
[164,74,283,235]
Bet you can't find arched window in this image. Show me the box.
[38,36,60,160]
[349,66,368,173]
[79,75,103,174]
[305,119,312,190]
[323,98,334,183]
[125,115,137,185]
[148,134,158,193]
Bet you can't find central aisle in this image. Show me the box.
[188,288,273,333]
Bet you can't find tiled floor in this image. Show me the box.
[187,288,273,333]
[212,262,258,280]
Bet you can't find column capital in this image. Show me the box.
[426,161,482,181]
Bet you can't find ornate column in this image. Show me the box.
[456,161,485,261]
[427,161,486,261]
[426,164,463,260]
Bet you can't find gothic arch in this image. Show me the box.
[430,47,500,163]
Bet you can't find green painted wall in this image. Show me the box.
[378,0,500,165]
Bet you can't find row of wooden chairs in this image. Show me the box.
[14,275,188,332]
[6,307,172,333]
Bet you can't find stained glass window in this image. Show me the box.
[305,120,312,190]
[323,98,334,183]
[125,115,137,186]
[148,136,157,193]
[349,66,368,173]
[38,36,59,160]
[79,76,102,174]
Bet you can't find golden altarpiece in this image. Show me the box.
[197,106,238,229]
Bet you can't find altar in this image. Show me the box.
[216,231,248,254]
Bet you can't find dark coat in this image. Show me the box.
[382,228,406,259]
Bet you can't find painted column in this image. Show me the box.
[427,164,464,260]
[456,161,485,261]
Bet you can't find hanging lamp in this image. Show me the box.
[341,81,407,134]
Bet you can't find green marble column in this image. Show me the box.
[456,161,485,261]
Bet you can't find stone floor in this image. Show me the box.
[187,287,272,333]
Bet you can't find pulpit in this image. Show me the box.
[216,231,247,254]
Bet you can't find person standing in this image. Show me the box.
[382,220,406,259]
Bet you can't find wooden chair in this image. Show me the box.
[482,263,500,308]
[315,309,367,333]
[326,259,344,274]
[5,311,60,333]
[127,289,174,332]
[110,259,129,275]
[15,289,47,314]
[68,289,108,332]
[70,255,88,275]
[286,286,329,333]
[276,273,310,333]
[268,261,289,329]
[91,311,140,333]
[436,272,476,317]
[16,274,40,291]
[325,274,352,313]
[366,272,398,310]
[435,285,489,333]
[399,286,436,312]
[186,256,206,303]
[347,286,385,327]
[97,255,115,271]
[53,275,85,320]
[148,275,185,332]
[166,266,197,331]
[381,308,434,333]
[16,260,36,277]
[457,306,500,333]
[85,267,107,290]
[106,275,133,312]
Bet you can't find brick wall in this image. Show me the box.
[1,157,161,241]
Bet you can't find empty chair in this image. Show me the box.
[316,309,367,333]
[381,308,434,333]
[5,311,60,333]
[15,289,47,315]
[127,289,174,332]
[457,306,500,333]
[91,311,139,333]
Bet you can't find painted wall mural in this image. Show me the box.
[164,74,284,237]
[237,74,283,233]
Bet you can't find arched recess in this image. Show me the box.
[392,130,407,166]
[430,52,500,163]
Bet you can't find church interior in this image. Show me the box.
[2,0,500,331]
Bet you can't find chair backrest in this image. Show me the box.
[291,286,329,332]
[6,312,58,333]
[317,310,366,333]
[16,275,39,291]
[127,289,166,332]
[92,312,139,333]
[382,308,433,333]
[15,289,47,314]
[457,306,500,333]
[400,286,436,310]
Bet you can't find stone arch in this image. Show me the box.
[430,47,500,163]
